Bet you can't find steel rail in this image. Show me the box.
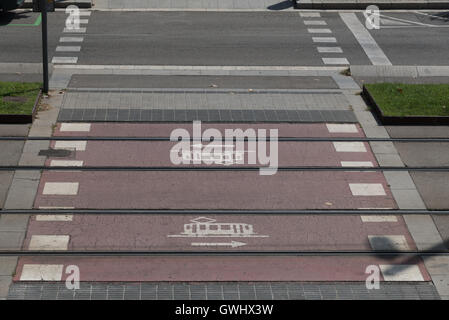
[2,209,449,215]
[1,136,449,142]
[0,165,448,171]
[0,250,447,256]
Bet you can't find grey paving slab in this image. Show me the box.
[0,125,29,137]
[410,173,449,210]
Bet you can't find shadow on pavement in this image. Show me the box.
[0,10,32,26]
[267,0,293,10]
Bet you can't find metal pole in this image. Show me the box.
[40,0,49,93]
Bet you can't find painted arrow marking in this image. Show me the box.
[191,241,246,248]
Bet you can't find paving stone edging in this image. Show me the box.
[0,92,62,299]
[294,0,449,9]
[343,84,449,300]
[350,65,449,78]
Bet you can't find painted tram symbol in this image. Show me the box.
[167,217,269,238]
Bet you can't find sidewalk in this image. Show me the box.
[294,0,449,9]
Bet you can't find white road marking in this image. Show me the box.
[312,37,337,43]
[63,28,87,33]
[29,235,70,251]
[300,12,321,17]
[78,11,92,16]
[341,161,373,167]
[43,182,79,195]
[349,183,386,196]
[36,215,73,221]
[51,57,78,64]
[340,13,392,65]
[56,46,81,52]
[368,235,409,251]
[326,123,358,133]
[191,241,246,248]
[322,58,349,65]
[59,37,84,43]
[60,123,91,132]
[304,20,327,25]
[308,28,332,33]
[361,216,398,222]
[333,142,367,152]
[20,264,64,281]
[318,47,343,53]
[54,141,87,151]
[379,265,424,281]
[50,160,84,167]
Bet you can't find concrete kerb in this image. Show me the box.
[350,66,449,78]
[294,0,449,10]
[0,63,54,75]
[0,92,62,299]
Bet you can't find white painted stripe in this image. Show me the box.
[38,206,75,209]
[20,264,64,281]
[60,123,91,132]
[36,215,73,222]
[312,37,337,43]
[59,37,84,43]
[300,12,321,17]
[322,58,349,65]
[56,46,81,52]
[43,182,79,195]
[368,235,409,251]
[51,57,78,64]
[63,27,87,33]
[308,28,332,33]
[78,11,92,16]
[361,216,398,222]
[340,13,392,65]
[341,161,373,167]
[326,123,358,133]
[78,19,89,24]
[349,183,386,196]
[318,47,343,53]
[333,142,367,152]
[29,235,70,251]
[379,265,424,281]
[50,160,84,167]
[304,20,327,26]
[54,141,87,151]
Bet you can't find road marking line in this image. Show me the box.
[326,123,358,133]
[322,58,349,65]
[56,46,81,52]
[43,182,79,195]
[50,160,84,167]
[300,12,321,17]
[63,27,87,33]
[349,183,386,196]
[304,20,327,26]
[333,142,367,152]
[60,123,91,132]
[379,265,424,281]
[312,37,337,43]
[340,12,392,65]
[341,161,373,167]
[29,235,70,251]
[368,235,409,251]
[20,264,64,281]
[51,57,78,64]
[308,28,332,33]
[361,216,398,222]
[54,141,87,151]
[318,47,343,53]
[59,37,84,43]
[36,215,73,221]
[78,11,92,16]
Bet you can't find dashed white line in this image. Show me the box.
[59,37,84,43]
[308,28,332,33]
[349,183,386,196]
[54,141,87,151]
[326,123,358,133]
[36,215,73,222]
[29,235,70,251]
[304,20,327,26]
[300,12,321,18]
[63,27,87,33]
[368,235,409,251]
[60,123,91,132]
[20,264,64,281]
[322,58,349,65]
[318,47,343,53]
[51,57,78,64]
[361,216,398,222]
[50,160,84,167]
[340,161,374,167]
[56,46,81,52]
[312,37,337,43]
[333,142,367,152]
[43,182,79,195]
[379,265,424,281]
